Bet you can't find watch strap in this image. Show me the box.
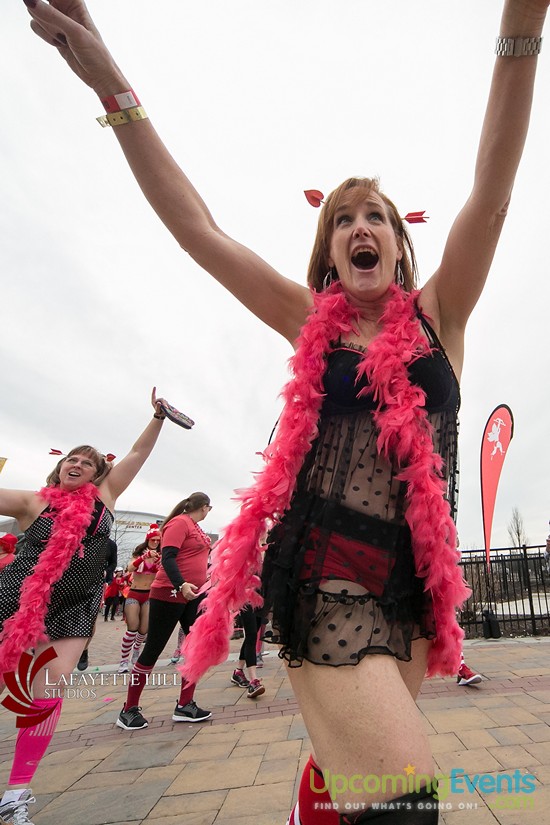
[495,36,543,57]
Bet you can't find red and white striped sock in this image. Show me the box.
[120,630,138,662]
[133,633,147,658]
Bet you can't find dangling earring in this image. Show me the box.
[323,267,337,290]
[396,262,405,287]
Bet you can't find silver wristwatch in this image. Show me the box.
[495,36,543,57]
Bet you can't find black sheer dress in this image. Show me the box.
[261,315,460,667]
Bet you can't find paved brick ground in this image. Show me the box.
[2,621,550,824]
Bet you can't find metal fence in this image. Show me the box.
[459,545,550,638]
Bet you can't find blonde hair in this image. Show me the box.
[307,177,418,293]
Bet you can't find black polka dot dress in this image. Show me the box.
[0,499,114,640]
[261,318,460,668]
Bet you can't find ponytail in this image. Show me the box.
[162,492,210,530]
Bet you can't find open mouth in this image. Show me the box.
[351,248,379,271]
[68,472,81,478]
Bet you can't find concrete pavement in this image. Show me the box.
[2,618,550,824]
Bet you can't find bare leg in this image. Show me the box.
[286,638,433,811]
[32,637,88,697]
[138,601,150,636]
[123,601,140,634]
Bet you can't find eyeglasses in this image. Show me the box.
[205,504,213,510]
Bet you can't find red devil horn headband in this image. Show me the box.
[304,190,325,208]
[304,190,429,223]
[49,449,116,461]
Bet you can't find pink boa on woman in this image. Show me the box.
[182,284,469,683]
[0,483,98,678]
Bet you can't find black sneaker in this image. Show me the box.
[76,649,88,671]
[230,668,250,688]
[116,705,148,730]
[172,700,212,723]
[247,679,266,699]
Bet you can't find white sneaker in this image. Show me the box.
[118,660,129,674]
[0,789,36,825]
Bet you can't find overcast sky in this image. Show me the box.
[2,1,550,552]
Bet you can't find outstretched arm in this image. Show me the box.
[0,489,37,522]
[23,0,311,344]
[421,0,548,370]
[98,388,164,510]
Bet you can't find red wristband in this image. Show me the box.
[101,89,141,113]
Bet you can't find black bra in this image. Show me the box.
[322,317,460,415]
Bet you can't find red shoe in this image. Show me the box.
[457,662,482,686]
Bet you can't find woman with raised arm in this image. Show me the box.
[22,1,549,823]
[0,389,166,825]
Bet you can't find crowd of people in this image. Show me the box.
[1,0,549,822]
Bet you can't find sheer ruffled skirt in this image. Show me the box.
[261,492,435,667]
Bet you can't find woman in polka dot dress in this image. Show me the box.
[0,389,167,825]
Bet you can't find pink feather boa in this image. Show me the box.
[356,285,470,676]
[0,482,98,678]
[182,284,469,682]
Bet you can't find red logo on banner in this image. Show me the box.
[0,647,59,728]
[480,404,514,567]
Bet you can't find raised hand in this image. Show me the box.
[23,0,126,95]
[151,387,167,419]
